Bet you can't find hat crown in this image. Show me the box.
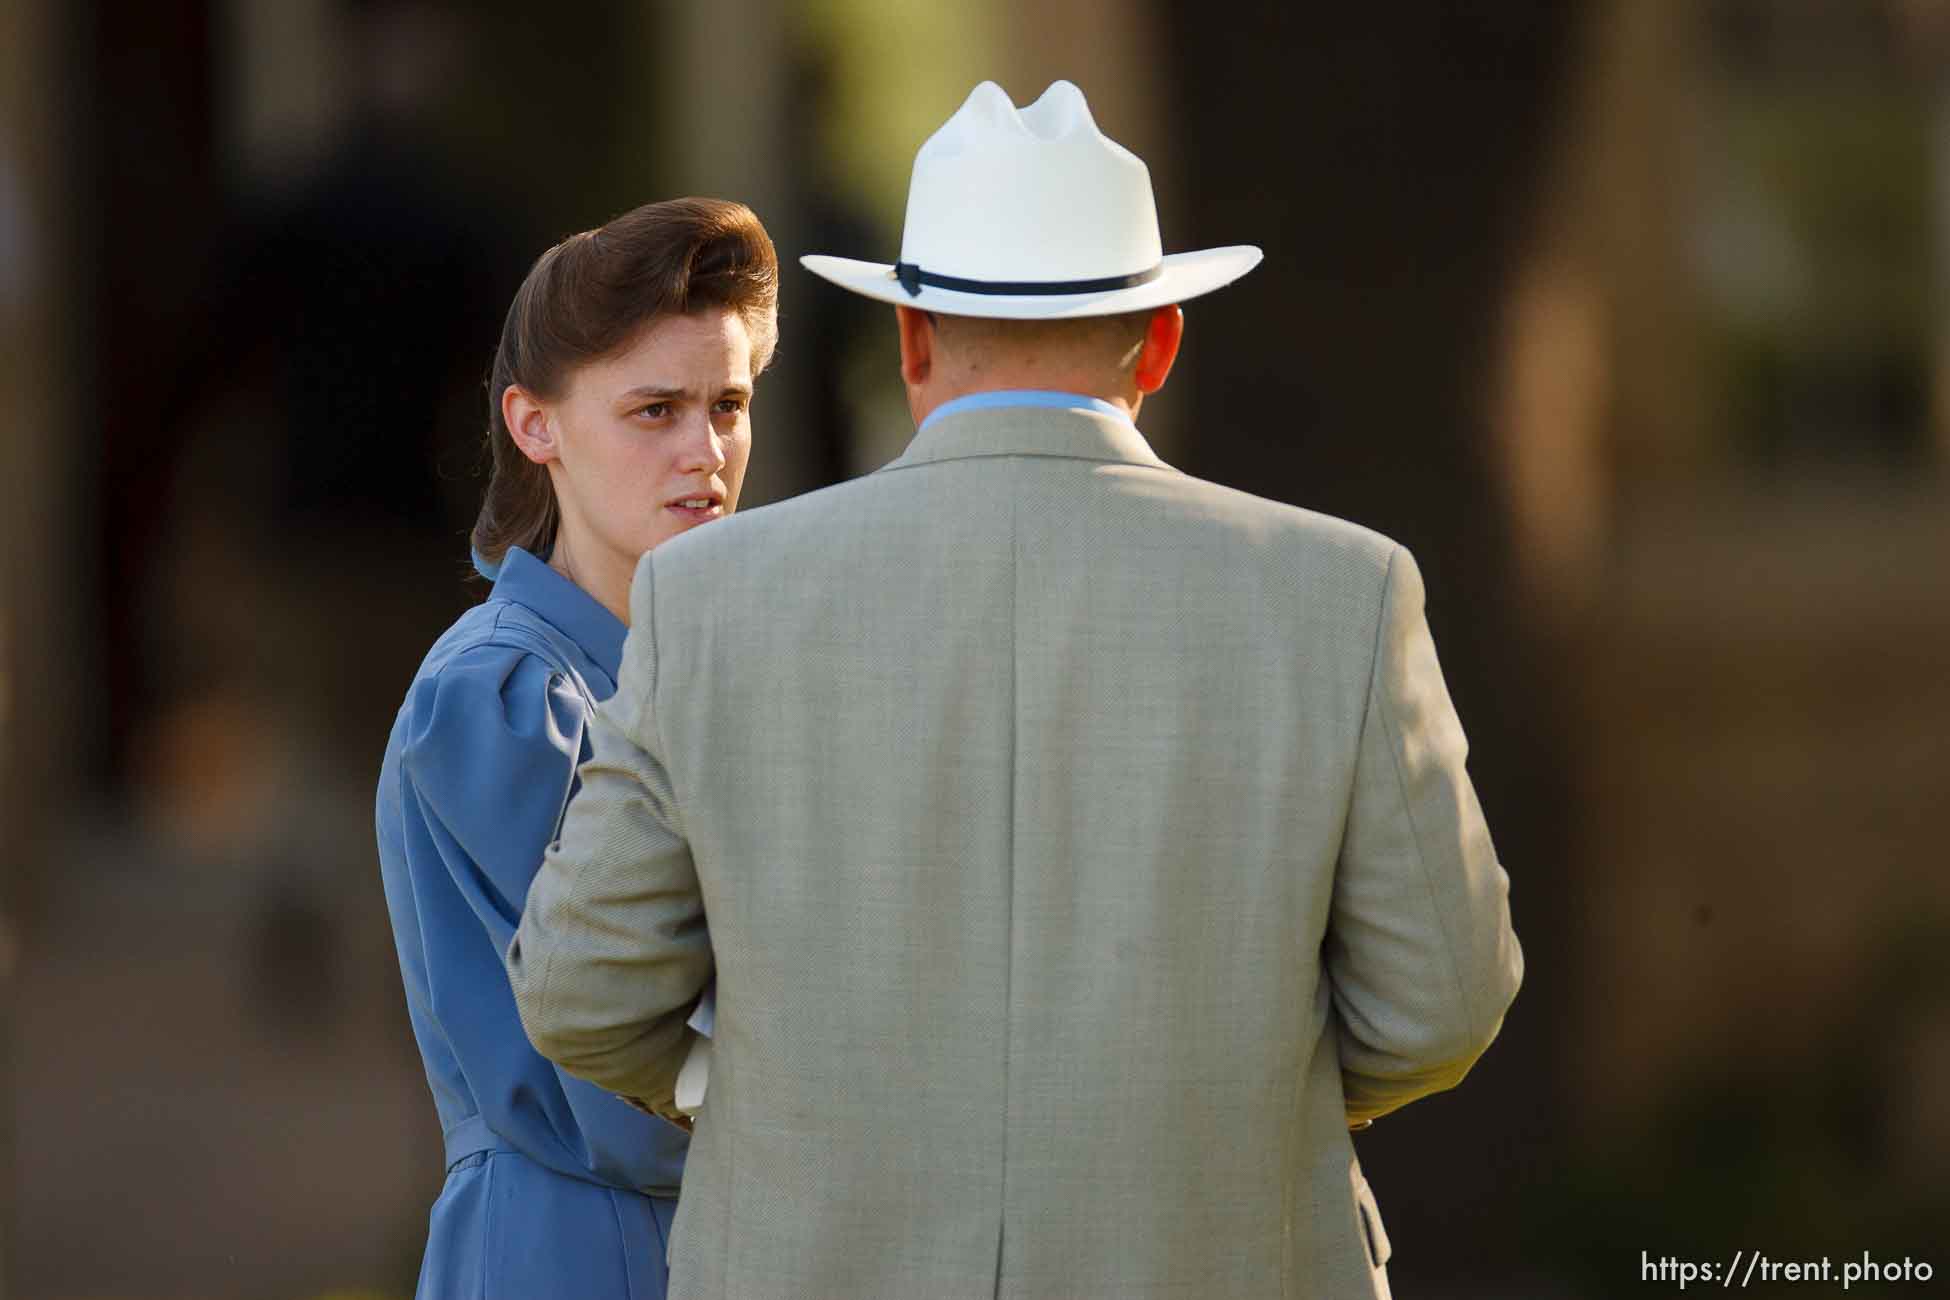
[898,81,1162,285]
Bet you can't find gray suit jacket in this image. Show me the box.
[509,403,1522,1299]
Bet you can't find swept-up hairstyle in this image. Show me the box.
[471,197,779,572]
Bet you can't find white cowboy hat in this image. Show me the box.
[801,80,1261,320]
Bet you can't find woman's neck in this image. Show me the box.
[547,527,632,627]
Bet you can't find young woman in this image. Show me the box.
[375,197,777,1299]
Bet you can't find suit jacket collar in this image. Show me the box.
[882,403,1175,474]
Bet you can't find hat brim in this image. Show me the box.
[798,246,1262,319]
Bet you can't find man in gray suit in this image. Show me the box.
[510,80,1521,1300]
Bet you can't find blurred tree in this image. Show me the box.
[1160,1,1593,1288]
[1698,0,1938,475]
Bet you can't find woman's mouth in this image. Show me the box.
[666,497,724,524]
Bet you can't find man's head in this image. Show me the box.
[893,303,1185,427]
[800,79,1259,413]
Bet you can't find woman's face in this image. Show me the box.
[543,306,755,574]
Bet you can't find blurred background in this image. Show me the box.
[2,0,1947,1296]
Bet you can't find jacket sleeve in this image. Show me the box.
[399,642,690,1185]
[1325,544,1523,1125]
[508,556,714,1118]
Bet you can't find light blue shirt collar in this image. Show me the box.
[919,389,1136,432]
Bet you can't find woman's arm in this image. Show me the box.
[509,558,715,1119]
[399,643,689,1188]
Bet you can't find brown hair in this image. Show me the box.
[471,197,779,573]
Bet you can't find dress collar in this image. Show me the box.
[487,545,628,678]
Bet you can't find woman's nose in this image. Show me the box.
[678,417,728,473]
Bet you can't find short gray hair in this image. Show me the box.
[931,309,1152,373]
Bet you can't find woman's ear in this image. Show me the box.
[502,385,559,465]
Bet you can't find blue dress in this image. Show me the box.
[376,545,689,1299]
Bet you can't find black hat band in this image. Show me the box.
[892,261,1164,299]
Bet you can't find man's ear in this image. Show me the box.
[502,384,558,465]
[1134,305,1184,395]
[896,305,935,387]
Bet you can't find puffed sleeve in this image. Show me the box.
[400,646,588,938]
[399,643,689,1186]
[1326,545,1524,1126]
